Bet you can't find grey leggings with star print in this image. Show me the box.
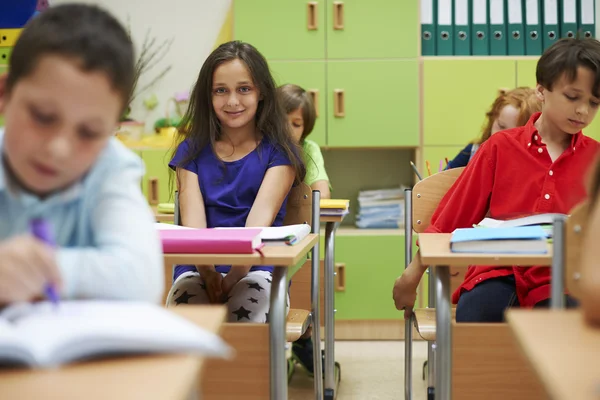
[165,270,290,323]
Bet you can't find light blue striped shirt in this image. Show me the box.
[0,130,164,303]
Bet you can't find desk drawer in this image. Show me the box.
[0,29,22,47]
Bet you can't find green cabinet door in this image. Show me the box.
[141,149,174,204]
[326,0,418,59]
[327,60,419,147]
[516,59,539,87]
[269,61,327,146]
[423,60,516,146]
[333,235,405,320]
[422,145,466,173]
[234,0,325,60]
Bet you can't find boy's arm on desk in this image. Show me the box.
[56,163,163,303]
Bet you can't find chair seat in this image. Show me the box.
[413,308,457,341]
[286,309,312,342]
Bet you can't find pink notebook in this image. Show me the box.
[160,228,263,254]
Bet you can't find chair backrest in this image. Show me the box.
[412,167,464,233]
[283,182,313,227]
[565,200,589,299]
[174,182,313,227]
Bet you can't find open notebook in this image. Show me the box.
[0,301,232,369]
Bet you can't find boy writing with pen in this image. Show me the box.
[0,4,163,305]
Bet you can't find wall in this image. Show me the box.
[52,0,232,131]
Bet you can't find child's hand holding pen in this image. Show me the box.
[0,235,62,305]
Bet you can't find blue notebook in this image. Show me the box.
[450,226,548,254]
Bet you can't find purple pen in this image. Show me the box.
[29,219,60,306]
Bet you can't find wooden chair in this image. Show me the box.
[403,167,546,400]
[169,184,320,399]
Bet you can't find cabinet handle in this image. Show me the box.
[148,177,159,205]
[307,2,318,30]
[335,263,345,292]
[307,89,319,117]
[333,89,345,117]
[333,1,344,30]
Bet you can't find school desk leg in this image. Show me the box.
[324,221,339,400]
[311,189,324,400]
[434,265,452,400]
[551,216,566,308]
[427,268,436,400]
[270,266,289,400]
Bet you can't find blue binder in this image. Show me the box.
[0,0,37,28]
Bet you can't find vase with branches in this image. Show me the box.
[122,19,174,122]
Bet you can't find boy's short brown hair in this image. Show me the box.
[277,84,317,142]
[537,37,600,97]
[7,4,134,112]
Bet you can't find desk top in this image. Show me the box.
[0,306,227,400]
[163,233,318,266]
[418,233,553,266]
[151,205,175,223]
[506,310,600,400]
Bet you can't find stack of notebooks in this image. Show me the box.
[320,199,350,218]
[421,0,595,57]
[450,213,565,254]
[156,203,175,214]
[355,187,408,229]
[157,223,311,254]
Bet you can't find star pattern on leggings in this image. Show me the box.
[248,282,265,292]
[173,289,180,296]
[174,290,196,305]
[265,278,272,283]
[265,312,269,323]
[232,306,252,321]
[199,282,207,290]
[248,297,259,304]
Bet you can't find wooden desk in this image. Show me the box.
[163,234,319,400]
[0,306,227,400]
[507,310,600,400]
[417,232,556,400]
[418,233,553,266]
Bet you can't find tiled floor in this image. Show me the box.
[289,341,429,400]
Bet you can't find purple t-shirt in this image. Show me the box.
[169,138,292,280]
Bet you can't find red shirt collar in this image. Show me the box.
[523,112,582,150]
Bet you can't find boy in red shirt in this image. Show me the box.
[393,37,600,322]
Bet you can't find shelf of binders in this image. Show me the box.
[421,0,596,57]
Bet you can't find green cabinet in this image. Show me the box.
[325,0,418,59]
[140,149,173,204]
[333,235,405,320]
[327,60,419,147]
[234,0,325,60]
[516,59,538,87]
[269,61,327,146]
[423,60,516,146]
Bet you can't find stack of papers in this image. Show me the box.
[355,186,408,229]
[320,199,350,218]
[450,226,548,254]
[474,213,566,239]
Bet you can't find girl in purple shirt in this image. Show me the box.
[166,41,305,325]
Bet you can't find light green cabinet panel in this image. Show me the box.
[269,61,327,146]
[0,48,12,65]
[516,59,539,87]
[421,146,465,174]
[333,235,405,320]
[326,0,418,59]
[234,0,325,60]
[327,60,419,147]
[423,60,516,146]
[583,117,600,141]
[141,149,173,204]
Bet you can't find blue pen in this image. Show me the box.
[29,219,60,306]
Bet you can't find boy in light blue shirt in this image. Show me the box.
[0,4,163,305]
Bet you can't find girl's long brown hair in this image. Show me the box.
[475,87,542,144]
[170,41,305,186]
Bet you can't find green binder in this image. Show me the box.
[559,0,577,39]
[489,0,507,55]
[525,0,543,55]
[421,0,437,55]
[471,0,490,55]
[454,0,471,55]
[543,0,560,50]
[578,0,595,39]
[507,0,525,55]
[437,0,454,55]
